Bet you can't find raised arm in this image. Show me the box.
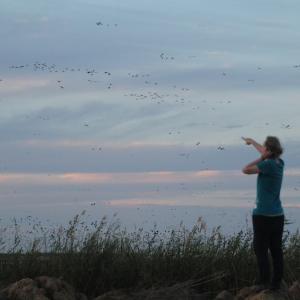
[242,137,265,154]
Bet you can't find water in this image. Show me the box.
[1,202,299,237]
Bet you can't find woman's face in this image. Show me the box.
[264,140,271,153]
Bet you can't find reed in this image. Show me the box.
[0,212,298,297]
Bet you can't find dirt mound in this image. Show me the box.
[0,277,299,300]
[215,281,300,300]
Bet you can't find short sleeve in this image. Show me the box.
[257,160,273,175]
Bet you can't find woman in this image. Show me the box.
[242,136,284,291]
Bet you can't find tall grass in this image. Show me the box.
[0,211,299,297]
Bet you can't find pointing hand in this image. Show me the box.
[242,137,254,145]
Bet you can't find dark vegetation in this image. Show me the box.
[0,212,299,297]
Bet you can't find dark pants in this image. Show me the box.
[252,215,284,286]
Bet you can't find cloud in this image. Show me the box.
[0,137,300,174]
[285,168,300,176]
[0,166,299,186]
[0,78,50,93]
[59,170,225,184]
[105,188,255,208]
[14,16,49,24]
[0,173,51,184]
[0,170,229,186]
[0,98,182,143]
[107,198,179,206]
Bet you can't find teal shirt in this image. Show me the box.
[253,158,284,216]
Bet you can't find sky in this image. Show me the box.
[1,0,300,232]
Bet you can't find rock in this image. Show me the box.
[35,276,78,300]
[53,291,74,300]
[35,276,75,295]
[235,285,269,300]
[246,290,289,300]
[34,295,50,300]
[93,286,209,300]
[234,283,290,300]
[36,276,60,294]
[93,290,131,300]
[6,278,35,295]
[215,290,234,300]
[133,285,209,300]
[0,278,43,300]
[77,293,88,300]
[289,281,300,300]
[0,276,87,300]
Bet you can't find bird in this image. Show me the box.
[282,124,291,129]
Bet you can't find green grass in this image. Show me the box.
[0,211,299,298]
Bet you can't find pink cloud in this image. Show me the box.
[0,173,52,184]
[0,170,229,186]
[0,78,50,93]
[0,168,298,186]
[23,139,180,149]
[58,171,224,184]
[285,168,300,176]
[108,198,178,206]
[59,173,114,183]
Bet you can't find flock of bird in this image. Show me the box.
[7,62,113,90]
[0,20,295,166]
[96,21,118,27]
[1,52,294,157]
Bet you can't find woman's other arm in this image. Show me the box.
[242,149,272,174]
[242,157,262,174]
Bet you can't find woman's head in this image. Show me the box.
[264,136,283,158]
